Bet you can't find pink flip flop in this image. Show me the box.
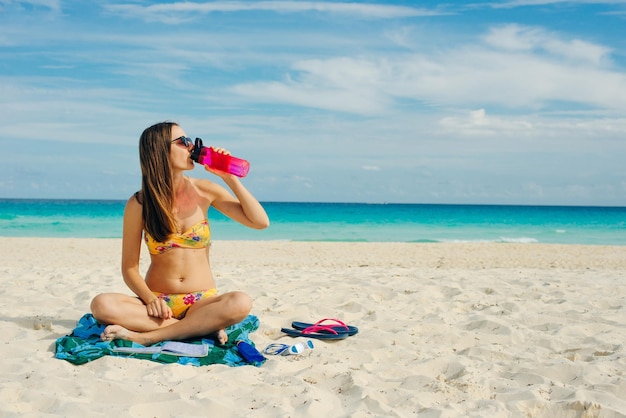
[291,318,358,336]
[281,323,350,340]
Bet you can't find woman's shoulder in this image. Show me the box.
[120,192,144,226]
[124,191,143,212]
[188,176,222,195]
[131,190,143,204]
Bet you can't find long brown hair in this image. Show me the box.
[138,121,178,242]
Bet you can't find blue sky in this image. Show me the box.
[0,0,625,205]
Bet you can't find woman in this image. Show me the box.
[90,121,269,346]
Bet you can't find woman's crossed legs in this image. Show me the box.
[90,291,252,346]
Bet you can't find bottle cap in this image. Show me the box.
[190,137,204,162]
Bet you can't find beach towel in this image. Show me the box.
[55,313,265,367]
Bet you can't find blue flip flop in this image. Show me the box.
[281,325,350,340]
[291,318,358,336]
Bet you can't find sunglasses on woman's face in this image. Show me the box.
[171,136,193,147]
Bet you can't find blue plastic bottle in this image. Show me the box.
[236,340,265,363]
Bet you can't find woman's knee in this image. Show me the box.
[90,293,118,323]
[226,291,252,320]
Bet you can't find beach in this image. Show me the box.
[1,238,625,417]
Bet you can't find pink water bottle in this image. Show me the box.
[190,138,250,178]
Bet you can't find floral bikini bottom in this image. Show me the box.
[152,288,218,319]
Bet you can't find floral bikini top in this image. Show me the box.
[144,220,211,255]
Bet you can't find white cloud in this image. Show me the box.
[483,24,612,65]
[0,0,60,12]
[0,78,155,144]
[489,0,626,8]
[384,26,418,49]
[438,109,534,137]
[470,109,488,125]
[362,165,380,171]
[228,26,626,115]
[102,1,441,23]
[227,56,398,114]
[438,108,626,152]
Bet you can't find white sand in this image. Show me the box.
[1,239,625,417]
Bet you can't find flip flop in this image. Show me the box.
[263,343,290,355]
[292,318,359,336]
[281,325,350,340]
[263,340,315,356]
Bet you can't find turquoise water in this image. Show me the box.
[0,199,625,245]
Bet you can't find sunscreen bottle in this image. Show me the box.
[236,340,265,364]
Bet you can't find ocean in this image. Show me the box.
[0,199,624,245]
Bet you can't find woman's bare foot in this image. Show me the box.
[101,325,153,346]
[214,328,228,345]
[101,325,228,346]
